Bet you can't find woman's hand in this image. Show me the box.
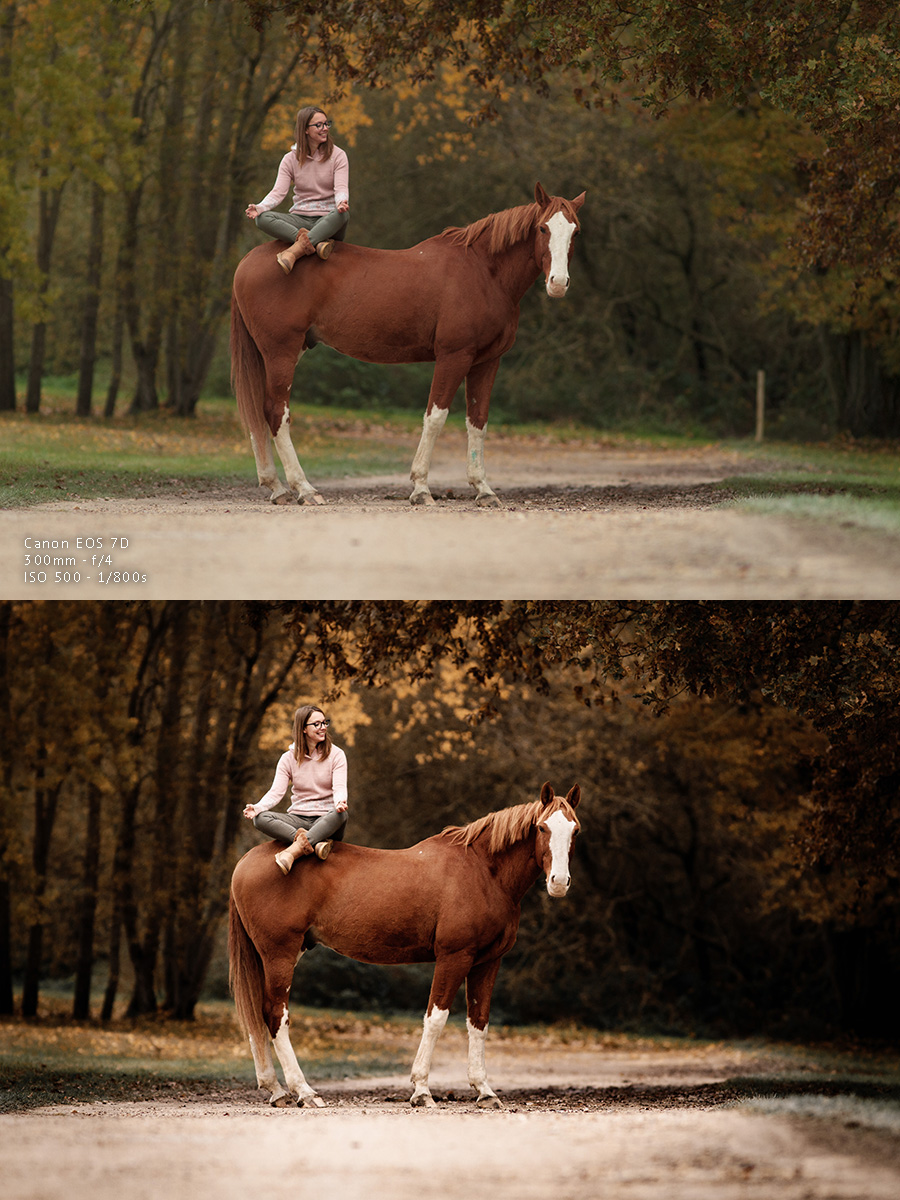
[336,199,349,213]
[245,204,260,220]
[243,803,257,819]
[336,799,348,813]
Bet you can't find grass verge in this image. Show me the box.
[722,440,900,534]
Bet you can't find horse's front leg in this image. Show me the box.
[464,958,504,1108]
[409,354,471,506]
[465,358,502,508]
[409,953,472,1106]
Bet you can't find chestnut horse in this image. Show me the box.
[229,782,581,1109]
[231,184,585,508]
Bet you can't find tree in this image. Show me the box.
[266,601,900,907]
[248,1,900,434]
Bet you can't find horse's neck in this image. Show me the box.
[490,242,540,300]
[485,835,541,902]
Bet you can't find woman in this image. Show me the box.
[243,704,349,874]
[245,105,350,274]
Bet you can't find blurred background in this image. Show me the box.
[2,600,897,1041]
[3,1,900,441]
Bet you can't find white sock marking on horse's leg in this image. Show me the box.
[272,407,322,504]
[465,1018,499,1103]
[250,431,290,502]
[409,1005,449,1105]
[410,408,449,504]
[465,418,497,504]
[271,1005,323,1106]
[249,1032,287,1103]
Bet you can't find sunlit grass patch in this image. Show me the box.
[0,397,415,507]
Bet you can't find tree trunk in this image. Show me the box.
[100,906,121,1022]
[0,3,17,413]
[104,298,124,417]
[72,785,102,1019]
[76,183,106,418]
[0,275,14,413]
[820,329,900,437]
[0,602,13,1013]
[25,181,66,415]
[21,775,62,1017]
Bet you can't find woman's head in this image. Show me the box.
[292,703,332,760]
[294,106,333,163]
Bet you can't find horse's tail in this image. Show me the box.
[230,290,271,451]
[228,889,267,1045]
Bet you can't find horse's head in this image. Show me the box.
[534,782,581,897]
[534,183,585,299]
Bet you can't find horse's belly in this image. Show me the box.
[312,924,435,966]
[318,330,435,366]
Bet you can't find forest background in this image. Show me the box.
[2,600,898,1044]
[4,0,900,439]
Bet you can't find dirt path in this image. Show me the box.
[4,440,900,598]
[3,1039,899,1199]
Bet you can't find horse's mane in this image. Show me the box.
[440,799,547,854]
[440,202,542,255]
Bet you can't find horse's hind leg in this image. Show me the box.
[465,357,502,508]
[464,958,503,1108]
[262,951,325,1108]
[249,430,293,505]
[263,349,324,506]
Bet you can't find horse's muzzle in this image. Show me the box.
[546,874,570,898]
[545,276,569,299]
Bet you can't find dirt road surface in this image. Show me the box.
[5,439,900,598]
[3,1037,899,1200]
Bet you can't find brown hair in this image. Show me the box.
[294,106,334,166]
[291,704,333,762]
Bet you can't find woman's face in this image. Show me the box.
[306,113,330,152]
[304,710,328,750]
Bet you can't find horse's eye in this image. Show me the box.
[539,225,548,234]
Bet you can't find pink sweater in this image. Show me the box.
[256,744,348,816]
[255,145,350,217]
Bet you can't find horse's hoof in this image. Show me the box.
[298,491,325,506]
[409,1091,436,1108]
[475,493,502,509]
[476,1094,503,1109]
[409,490,435,507]
[270,491,294,506]
[298,1093,325,1108]
[270,1093,293,1107]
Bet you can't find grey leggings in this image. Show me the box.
[253,808,348,846]
[256,208,349,246]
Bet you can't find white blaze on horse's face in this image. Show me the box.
[543,808,577,897]
[544,212,577,299]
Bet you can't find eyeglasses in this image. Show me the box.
[305,719,330,729]
[307,121,331,130]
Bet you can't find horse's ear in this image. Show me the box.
[534,182,551,207]
[570,191,586,212]
[539,781,554,806]
[566,784,581,809]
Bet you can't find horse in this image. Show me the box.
[230,183,585,508]
[229,782,581,1109]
